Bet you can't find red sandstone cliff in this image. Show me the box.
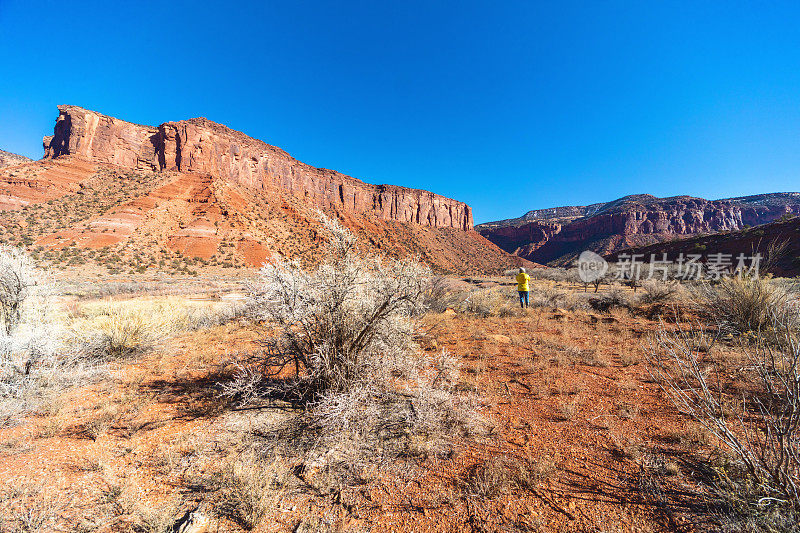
[43,105,473,230]
[478,194,800,265]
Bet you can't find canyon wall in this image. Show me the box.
[43,105,472,230]
[479,194,800,265]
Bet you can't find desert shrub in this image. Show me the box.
[646,315,800,527]
[458,287,518,317]
[530,286,569,309]
[222,215,483,512]
[638,280,679,305]
[240,215,430,402]
[528,267,579,284]
[589,287,629,312]
[0,245,37,335]
[692,276,799,335]
[0,250,103,425]
[424,276,467,313]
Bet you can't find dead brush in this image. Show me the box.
[215,453,288,530]
[646,310,800,522]
[132,497,185,533]
[223,214,485,503]
[638,280,680,305]
[461,454,555,500]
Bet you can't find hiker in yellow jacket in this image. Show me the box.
[516,267,530,308]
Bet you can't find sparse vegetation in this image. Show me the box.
[647,292,800,528]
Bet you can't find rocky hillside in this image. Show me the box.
[478,193,800,265]
[605,216,800,277]
[0,106,530,275]
[0,149,31,169]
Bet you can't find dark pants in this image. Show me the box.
[518,291,529,308]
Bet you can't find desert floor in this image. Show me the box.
[0,276,729,532]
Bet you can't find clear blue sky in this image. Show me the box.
[1,1,799,223]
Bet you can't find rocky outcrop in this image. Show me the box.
[479,194,800,265]
[43,106,472,230]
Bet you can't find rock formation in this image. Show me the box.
[478,193,800,265]
[43,105,472,230]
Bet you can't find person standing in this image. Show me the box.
[516,267,530,308]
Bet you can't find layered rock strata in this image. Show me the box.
[44,105,472,230]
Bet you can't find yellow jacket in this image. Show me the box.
[516,272,530,292]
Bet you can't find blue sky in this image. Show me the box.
[1,1,799,223]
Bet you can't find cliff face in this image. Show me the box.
[43,105,473,230]
[478,194,800,265]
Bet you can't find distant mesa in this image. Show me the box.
[477,193,800,266]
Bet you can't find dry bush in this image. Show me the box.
[638,280,680,305]
[1,482,71,532]
[424,276,466,313]
[589,287,630,312]
[132,497,184,533]
[646,311,800,526]
[530,286,569,309]
[0,252,102,426]
[223,215,484,502]
[692,276,799,336]
[0,245,37,335]
[528,267,579,284]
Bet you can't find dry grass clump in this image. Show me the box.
[131,498,185,533]
[73,297,240,360]
[462,454,556,500]
[692,276,799,336]
[214,453,290,530]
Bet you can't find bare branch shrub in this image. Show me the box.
[528,267,579,284]
[0,250,103,426]
[241,215,430,402]
[423,276,467,313]
[221,214,484,519]
[0,245,37,335]
[646,310,800,524]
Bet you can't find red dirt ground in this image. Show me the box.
[0,288,714,532]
